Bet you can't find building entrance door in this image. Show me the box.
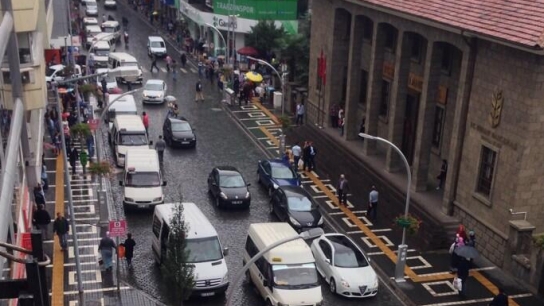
[402,93,420,165]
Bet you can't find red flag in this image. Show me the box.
[317,50,324,79]
[322,55,327,85]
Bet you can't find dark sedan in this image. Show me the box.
[208,166,251,208]
[162,117,196,148]
[270,186,324,232]
[257,159,301,196]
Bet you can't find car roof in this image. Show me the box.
[146,79,164,85]
[102,21,119,27]
[86,25,102,31]
[248,223,314,264]
[166,117,188,124]
[279,185,309,197]
[154,203,218,239]
[321,233,362,251]
[92,41,110,48]
[83,17,98,23]
[125,148,159,171]
[148,36,164,42]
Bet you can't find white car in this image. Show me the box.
[104,0,117,9]
[83,17,98,27]
[142,79,167,104]
[46,64,83,87]
[85,1,98,16]
[147,36,167,58]
[81,0,95,5]
[311,233,379,298]
[96,68,119,93]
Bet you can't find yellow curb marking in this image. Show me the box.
[472,271,520,306]
[252,99,280,124]
[51,153,66,306]
[259,127,279,146]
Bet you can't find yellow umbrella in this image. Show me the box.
[245,71,263,83]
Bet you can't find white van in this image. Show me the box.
[108,52,143,83]
[152,203,229,297]
[89,40,111,68]
[120,148,165,208]
[244,223,323,306]
[101,21,121,42]
[105,94,137,125]
[110,115,149,167]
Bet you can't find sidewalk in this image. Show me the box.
[44,93,166,306]
[222,98,544,306]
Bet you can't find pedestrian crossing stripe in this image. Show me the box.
[160,68,167,73]
[141,67,147,73]
[180,68,187,73]
[190,68,197,73]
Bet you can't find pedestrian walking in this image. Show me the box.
[180,52,187,68]
[53,213,70,251]
[123,233,136,268]
[489,288,508,306]
[101,78,108,100]
[436,159,448,190]
[98,232,116,272]
[456,257,471,297]
[142,112,150,136]
[338,106,344,129]
[34,184,46,206]
[80,150,88,175]
[195,79,204,102]
[368,186,379,220]
[296,102,305,125]
[150,54,159,72]
[68,145,79,175]
[302,141,310,171]
[198,61,203,77]
[233,77,240,104]
[450,235,464,272]
[41,164,49,191]
[291,142,302,171]
[466,231,476,247]
[307,141,317,171]
[33,204,51,240]
[340,117,345,136]
[336,174,349,205]
[46,115,55,140]
[53,131,61,155]
[330,103,338,128]
[86,133,95,159]
[171,60,178,81]
[155,135,166,163]
[457,224,468,242]
[165,55,172,72]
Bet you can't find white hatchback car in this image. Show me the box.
[142,79,167,104]
[310,233,379,298]
[85,1,98,16]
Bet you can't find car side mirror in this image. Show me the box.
[247,183,251,187]
[162,181,167,186]
[119,181,123,186]
[223,247,229,256]
[325,258,331,265]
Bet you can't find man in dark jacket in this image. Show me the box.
[457,257,471,297]
[69,145,79,175]
[33,204,52,239]
[489,288,508,306]
[123,233,136,268]
[336,174,349,205]
[53,213,70,250]
[34,184,46,206]
[195,79,204,102]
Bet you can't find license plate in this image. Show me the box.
[181,141,190,144]
[140,205,149,209]
[201,292,215,297]
[232,201,242,204]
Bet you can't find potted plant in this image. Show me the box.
[278,114,292,130]
[79,84,98,102]
[88,161,112,179]
[70,123,91,151]
[393,214,422,235]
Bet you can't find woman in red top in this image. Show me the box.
[456,224,468,242]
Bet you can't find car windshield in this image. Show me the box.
[150,41,165,48]
[94,49,109,56]
[171,122,191,132]
[46,67,57,77]
[332,242,369,268]
[125,171,160,187]
[272,263,319,289]
[145,83,163,91]
[219,174,245,188]
[88,29,101,35]
[103,27,115,33]
[119,133,147,145]
[287,196,314,211]
[186,237,223,263]
[271,165,295,179]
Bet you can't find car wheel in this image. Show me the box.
[330,278,336,293]
[266,300,273,306]
[215,196,222,208]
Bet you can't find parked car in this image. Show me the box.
[142,79,167,104]
[311,233,379,298]
[96,68,119,93]
[257,159,301,196]
[85,0,98,16]
[147,36,167,58]
[162,117,196,148]
[207,166,251,208]
[104,0,117,9]
[270,186,323,231]
[45,64,82,88]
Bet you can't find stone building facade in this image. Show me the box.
[307,0,544,266]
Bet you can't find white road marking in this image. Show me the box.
[68,270,102,285]
[419,293,532,306]
[180,68,187,73]
[160,67,167,73]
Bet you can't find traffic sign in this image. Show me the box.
[88,119,99,131]
[108,220,127,237]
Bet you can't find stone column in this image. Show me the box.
[442,42,476,215]
[344,16,365,140]
[363,24,386,156]
[411,41,443,191]
[385,31,411,172]
[503,220,535,272]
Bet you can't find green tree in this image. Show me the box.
[246,21,286,56]
[161,202,195,304]
[280,14,311,84]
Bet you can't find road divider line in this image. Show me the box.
[304,171,419,280]
[51,153,65,306]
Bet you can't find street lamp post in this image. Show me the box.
[246,56,287,116]
[358,132,411,282]
[225,228,324,306]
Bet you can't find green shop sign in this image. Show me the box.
[213,0,298,21]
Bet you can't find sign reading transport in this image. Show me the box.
[108,220,127,237]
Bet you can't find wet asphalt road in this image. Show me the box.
[92,2,403,306]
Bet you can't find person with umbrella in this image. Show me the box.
[456,256,471,297]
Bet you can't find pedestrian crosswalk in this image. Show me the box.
[140,66,197,75]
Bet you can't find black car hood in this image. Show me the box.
[220,186,248,199]
[171,130,194,139]
[289,209,321,225]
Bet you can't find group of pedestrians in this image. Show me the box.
[289,141,317,172]
[98,231,137,272]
